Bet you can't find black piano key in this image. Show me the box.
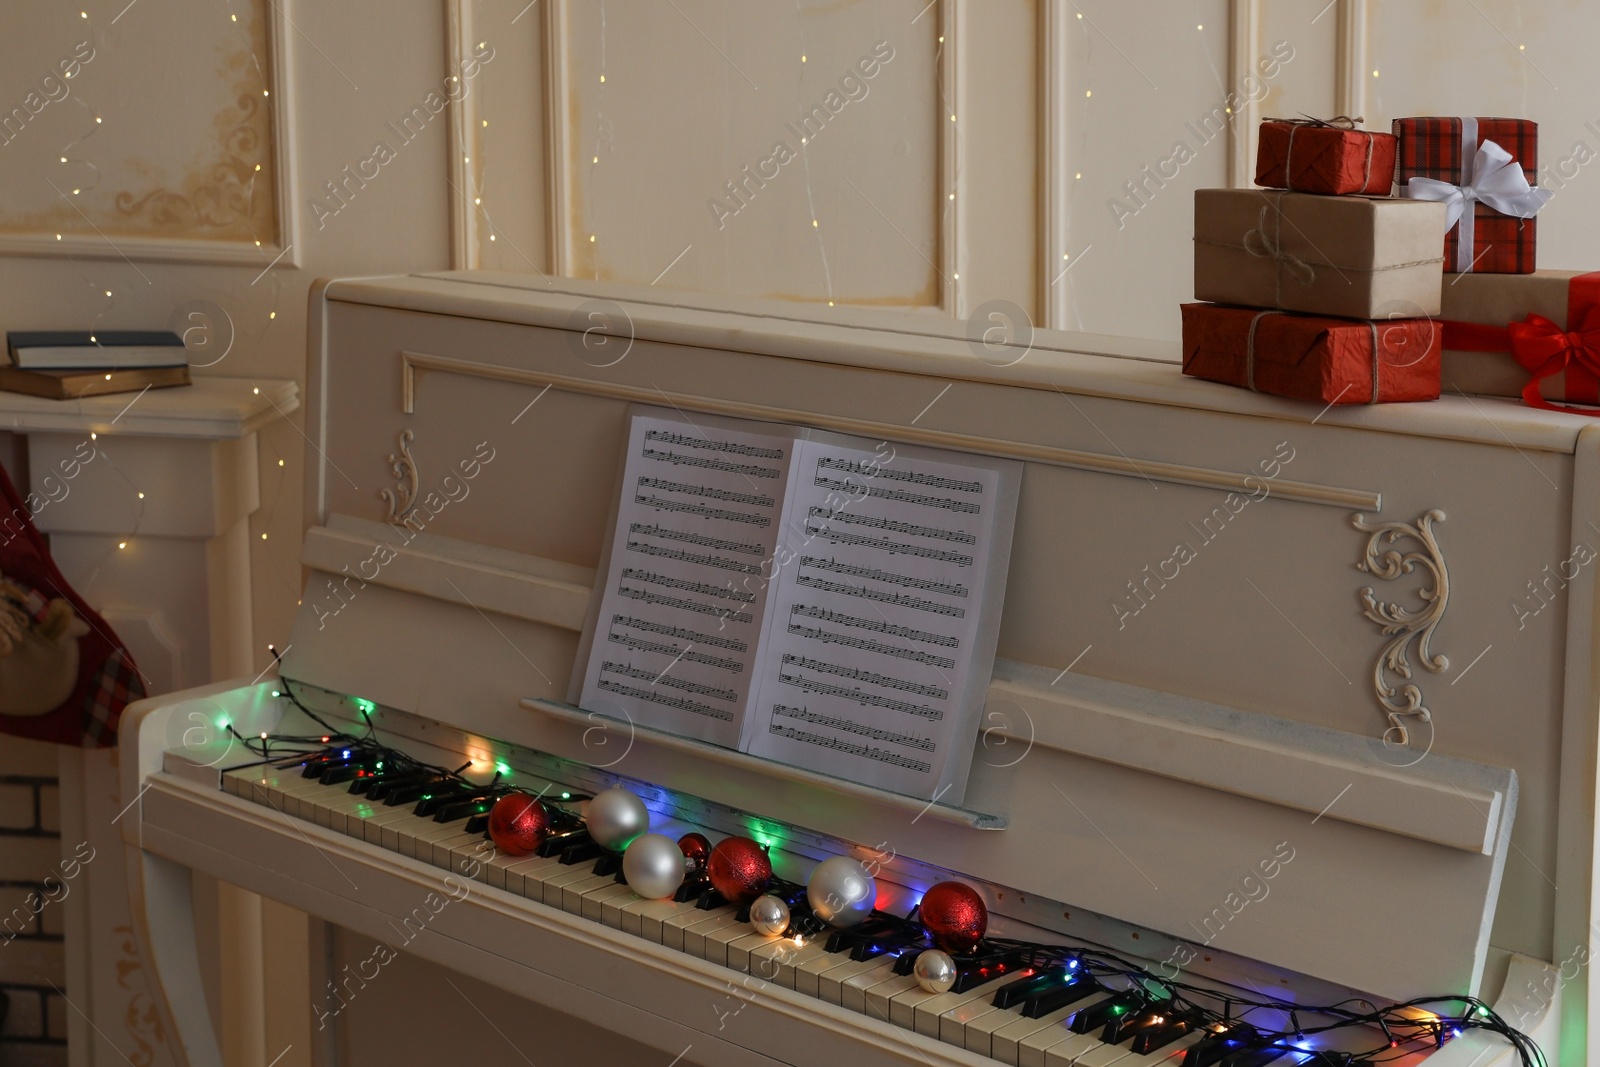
[1067,992,1144,1032]
[560,839,603,865]
[1101,1004,1174,1044]
[1218,1046,1289,1067]
[1298,1054,1354,1067]
[673,875,709,903]
[299,753,344,778]
[435,795,498,824]
[951,951,1030,995]
[592,851,623,877]
[367,771,431,802]
[695,888,729,910]
[892,949,922,976]
[413,784,475,817]
[1182,1029,1259,1067]
[536,829,590,858]
[464,813,490,835]
[825,916,896,954]
[1020,973,1101,1019]
[849,926,922,962]
[991,966,1068,1008]
[1131,1014,1203,1054]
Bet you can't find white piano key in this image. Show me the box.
[703,916,761,967]
[661,903,731,953]
[403,818,468,861]
[866,971,923,1023]
[538,861,604,907]
[1026,1012,1116,1067]
[725,930,778,974]
[758,937,834,992]
[836,959,902,1013]
[560,871,621,915]
[618,896,683,941]
[582,881,635,922]
[1100,1028,1206,1067]
[681,910,750,965]
[1064,1034,1134,1066]
[429,829,485,873]
[364,803,423,849]
[991,995,1106,1067]
[926,970,1034,1043]
[597,885,643,929]
[800,947,875,1001]
[502,853,568,898]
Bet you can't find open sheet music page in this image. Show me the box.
[742,437,1020,804]
[576,410,798,747]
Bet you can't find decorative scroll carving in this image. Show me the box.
[381,429,419,523]
[1352,510,1450,745]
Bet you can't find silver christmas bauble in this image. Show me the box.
[585,786,650,851]
[913,949,958,994]
[806,856,876,928]
[748,893,791,937]
[622,833,686,899]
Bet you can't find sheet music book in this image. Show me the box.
[572,406,1021,805]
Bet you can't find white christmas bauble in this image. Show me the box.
[748,893,791,937]
[622,833,686,899]
[585,786,650,851]
[913,949,958,994]
[806,856,876,928]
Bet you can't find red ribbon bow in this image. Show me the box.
[1442,272,1600,415]
[1507,305,1600,412]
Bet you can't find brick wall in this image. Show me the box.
[0,741,68,1067]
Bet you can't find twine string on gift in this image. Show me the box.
[1246,310,1382,403]
[1267,116,1377,193]
[1243,199,1317,306]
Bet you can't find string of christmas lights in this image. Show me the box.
[245,670,1545,1067]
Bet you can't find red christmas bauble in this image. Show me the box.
[678,832,712,873]
[487,793,549,857]
[920,881,988,954]
[707,836,772,904]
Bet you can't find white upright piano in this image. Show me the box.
[122,272,1593,1066]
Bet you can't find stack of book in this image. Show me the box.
[2,331,192,400]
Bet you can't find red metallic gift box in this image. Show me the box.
[1393,116,1546,274]
[1255,119,1396,196]
[1181,303,1441,405]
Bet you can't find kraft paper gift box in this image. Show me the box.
[1255,119,1397,196]
[1439,270,1600,412]
[1181,302,1442,405]
[1393,116,1550,274]
[1193,189,1447,320]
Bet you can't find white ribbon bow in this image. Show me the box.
[1406,137,1553,233]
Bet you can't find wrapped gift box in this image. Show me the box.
[1393,116,1545,274]
[1194,189,1446,319]
[1440,270,1600,410]
[1255,119,1397,196]
[1181,302,1442,404]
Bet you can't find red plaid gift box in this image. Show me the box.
[1393,116,1551,274]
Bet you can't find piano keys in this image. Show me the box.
[196,742,1486,1067]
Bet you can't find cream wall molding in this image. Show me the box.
[0,0,298,268]
[1040,0,1071,330]
[398,348,1381,509]
[1334,0,1368,124]
[938,0,964,317]
[446,0,481,270]
[1227,0,1263,187]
